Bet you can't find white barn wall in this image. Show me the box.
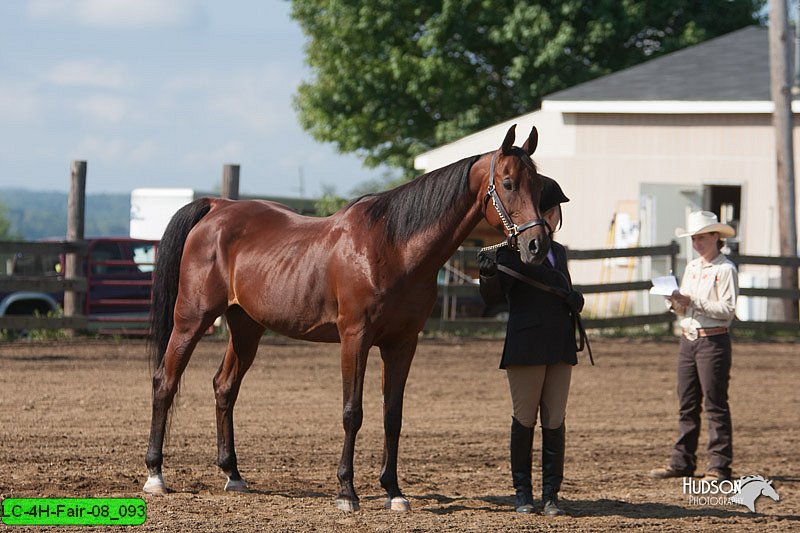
[553,113,783,259]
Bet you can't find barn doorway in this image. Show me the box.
[703,184,742,242]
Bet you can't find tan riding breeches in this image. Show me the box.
[506,363,572,429]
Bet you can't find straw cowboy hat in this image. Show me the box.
[675,210,735,238]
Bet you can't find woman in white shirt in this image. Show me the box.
[650,211,738,482]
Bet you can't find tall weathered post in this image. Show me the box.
[222,164,240,200]
[769,0,799,320]
[64,160,86,334]
[217,163,240,336]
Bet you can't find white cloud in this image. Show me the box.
[73,136,156,164]
[210,68,300,133]
[45,60,128,89]
[181,140,243,169]
[27,0,71,19]
[28,0,200,29]
[0,81,41,122]
[162,66,299,133]
[75,136,124,162]
[76,94,127,123]
[164,73,210,93]
[129,140,156,163]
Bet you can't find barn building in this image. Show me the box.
[414,26,799,319]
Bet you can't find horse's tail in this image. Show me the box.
[148,198,213,370]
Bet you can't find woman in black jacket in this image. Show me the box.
[478,176,583,516]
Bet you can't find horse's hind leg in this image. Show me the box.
[213,306,264,492]
[144,305,220,494]
[378,336,417,511]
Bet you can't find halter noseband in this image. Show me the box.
[483,151,550,251]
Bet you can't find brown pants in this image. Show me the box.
[506,363,572,429]
[671,334,733,476]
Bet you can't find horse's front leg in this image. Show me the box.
[335,329,372,511]
[378,336,417,511]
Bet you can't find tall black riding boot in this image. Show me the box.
[510,417,535,513]
[541,422,566,516]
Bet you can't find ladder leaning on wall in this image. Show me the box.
[590,212,640,318]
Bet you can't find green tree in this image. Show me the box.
[0,202,20,240]
[348,169,407,197]
[292,0,765,176]
[314,185,350,216]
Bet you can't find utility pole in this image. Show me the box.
[769,0,799,320]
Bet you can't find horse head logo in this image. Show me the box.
[731,475,780,513]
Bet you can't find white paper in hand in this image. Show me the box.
[650,275,679,296]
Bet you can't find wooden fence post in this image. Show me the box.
[64,160,86,335]
[222,164,240,200]
[217,163,240,337]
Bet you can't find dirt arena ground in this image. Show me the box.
[0,336,797,532]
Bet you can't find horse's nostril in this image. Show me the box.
[528,239,538,254]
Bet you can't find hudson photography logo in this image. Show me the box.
[683,475,780,512]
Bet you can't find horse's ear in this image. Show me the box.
[501,124,516,155]
[522,126,538,155]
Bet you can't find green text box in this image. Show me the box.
[2,498,146,526]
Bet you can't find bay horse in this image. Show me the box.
[143,124,550,512]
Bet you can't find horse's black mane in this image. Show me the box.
[350,154,482,243]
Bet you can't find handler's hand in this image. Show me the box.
[477,250,497,276]
[565,290,584,314]
[669,290,691,307]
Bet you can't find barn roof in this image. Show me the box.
[546,25,768,103]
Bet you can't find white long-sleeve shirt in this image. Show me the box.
[670,253,739,340]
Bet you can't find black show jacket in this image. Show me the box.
[487,242,578,368]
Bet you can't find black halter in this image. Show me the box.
[483,152,550,250]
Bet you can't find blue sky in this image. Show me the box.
[0,0,385,199]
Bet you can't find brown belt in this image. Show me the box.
[684,326,729,337]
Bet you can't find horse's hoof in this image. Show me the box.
[384,496,411,511]
[143,474,168,495]
[224,478,249,492]
[335,498,360,512]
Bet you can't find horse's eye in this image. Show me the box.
[502,178,513,191]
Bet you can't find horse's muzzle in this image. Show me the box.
[518,233,551,264]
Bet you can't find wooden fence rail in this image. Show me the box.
[431,243,679,332]
[0,241,87,255]
[2,239,798,336]
[727,253,800,333]
[430,242,800,335]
